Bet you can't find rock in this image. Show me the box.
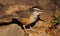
[0,0,60,36]
[0,24,24,36]
[33,21,52,29]
[39,12,54,22]
[56,24,60,29]
[0,0,36,14]
[33,21,60,36]
[47,28,60,36]
[55,7,60,18]
[24,25,52,36]
[37,0,55,12]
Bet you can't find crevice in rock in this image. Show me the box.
[0,18,24,29]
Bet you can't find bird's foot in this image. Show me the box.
[23,25,29,34]
[29,26,36,32]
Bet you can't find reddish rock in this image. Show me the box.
[0,24,24,36]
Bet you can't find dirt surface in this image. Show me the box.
[0,0,60,36]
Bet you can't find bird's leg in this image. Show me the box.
[23,25,29,34]
[29,26,36,32]
[23,25,29,36]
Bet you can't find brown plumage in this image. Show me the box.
[15,8,43,26]
[0,7,43,24]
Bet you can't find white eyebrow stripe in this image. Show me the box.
[33,8,43,11]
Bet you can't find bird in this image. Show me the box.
[15,8,43,32]
[0,7,43,30]
[15,8,43,26]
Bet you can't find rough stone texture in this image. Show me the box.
[39,12,54,27]
[0,24,24,36]
[0,0,36,14]
[56,24,60,29]
[39,12,54,22]
[0,0,60,36]
[46,28,60,36]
